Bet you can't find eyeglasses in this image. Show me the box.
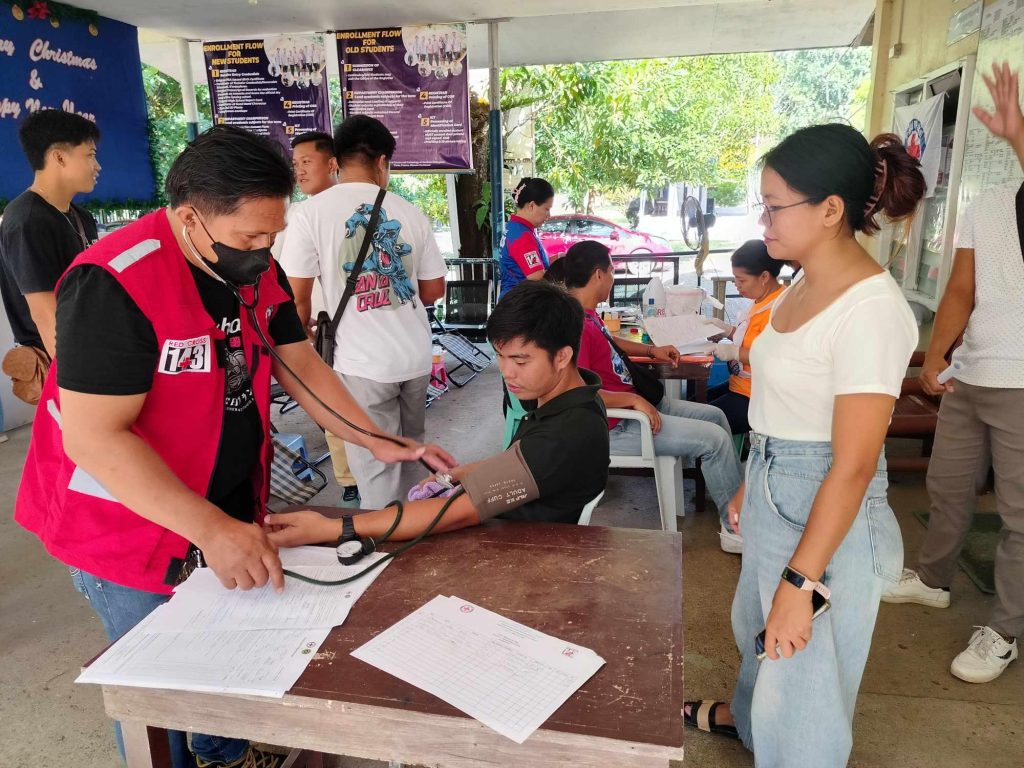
[753,199,814,227]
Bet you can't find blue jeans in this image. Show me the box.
[608,396,741,529]
[70,568,249,767]
[730,434,903,768]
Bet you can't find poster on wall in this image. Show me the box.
[336,24,472,172]
[0,7,155,202]
[894,92,945,197]
[959,0,1024,207]
[203,35,332,153]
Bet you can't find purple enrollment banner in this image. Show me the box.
[203,34,331,153]
[336,24,472,172]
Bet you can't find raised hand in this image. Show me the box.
[973,61,1024,146]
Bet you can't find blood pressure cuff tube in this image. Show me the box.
[460,442,541,521]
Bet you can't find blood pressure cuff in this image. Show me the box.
[460,442,541,521]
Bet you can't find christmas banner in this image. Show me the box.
[0,1,155,203]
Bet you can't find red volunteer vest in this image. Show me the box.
[15,210,290,594]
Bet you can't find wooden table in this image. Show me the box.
[633,357,712,404]
[709,276,733,321]
[614,324,713,404]
[101,521,684,768]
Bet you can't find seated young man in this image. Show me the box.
[265,281,609,546]
[549,240,743,553]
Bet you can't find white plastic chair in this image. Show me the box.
[606,408,683,532]
[577,491,606,526]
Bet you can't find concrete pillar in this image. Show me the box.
[177,38,200,140]
[487,21,504,260]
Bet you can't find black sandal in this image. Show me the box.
[684,699,739,739]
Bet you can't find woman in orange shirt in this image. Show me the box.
[708,239,785,434]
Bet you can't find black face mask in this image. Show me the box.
[194,216,272,287]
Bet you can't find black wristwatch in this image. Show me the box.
[336,516,373,566]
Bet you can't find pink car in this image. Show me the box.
[537,215,672,271]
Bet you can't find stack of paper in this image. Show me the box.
[75,610,331,697]
[76,546,389,698]
[145,560,386,633]
[352,596,605,743]
[642,314,720,354]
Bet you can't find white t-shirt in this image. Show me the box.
[279,183,446,383]
[749,272,918,442]
[951,183,1024,388]
[273,198,327,317]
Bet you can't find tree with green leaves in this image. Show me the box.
[142,65,212,207]
[502,55,781,211]
[771,47,872,138]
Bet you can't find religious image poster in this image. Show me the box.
[203,35,332,153]
[336,24,472,172]
[894,92,944,198]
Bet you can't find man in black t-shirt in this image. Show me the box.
[0,110,100,359]
[265,281,610,547]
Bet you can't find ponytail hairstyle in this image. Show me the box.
[544,257,567,285]
[761,124,925,236]
[560,240,613,289]
[511,177,555,209]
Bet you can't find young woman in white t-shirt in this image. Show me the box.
[684,124,925,768]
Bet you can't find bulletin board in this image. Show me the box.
[959,0,1024,206]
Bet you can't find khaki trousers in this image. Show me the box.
[919,381,1024,639]
[324,430,356,487]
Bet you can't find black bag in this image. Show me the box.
[313,188,387,366]
[607,334,665,406]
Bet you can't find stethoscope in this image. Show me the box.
[182,227,433,472]
[187,237,456,586]
[284,488,465,586]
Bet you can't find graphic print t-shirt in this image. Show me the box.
[279,182,447,383]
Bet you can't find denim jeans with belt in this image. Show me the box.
[608,396,741,529]
[71,568,249,767]
[730,433,903,768]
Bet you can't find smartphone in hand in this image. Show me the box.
[755,589,830,661]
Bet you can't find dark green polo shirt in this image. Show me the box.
[499,368,610,524]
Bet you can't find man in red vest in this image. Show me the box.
[15,125,454,768]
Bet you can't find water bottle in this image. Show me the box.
[644,298,657,318]
[642,277,666,314]
[431,344,448,387]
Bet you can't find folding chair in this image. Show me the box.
[425,373,449,408]
[427,306,492,388]
[269,431,328,505]
[268,389,331,468]
[270,381,299,415]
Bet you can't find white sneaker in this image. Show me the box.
[881,568,950,607]
[951,626,1018,683]
[719,525,743,554]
